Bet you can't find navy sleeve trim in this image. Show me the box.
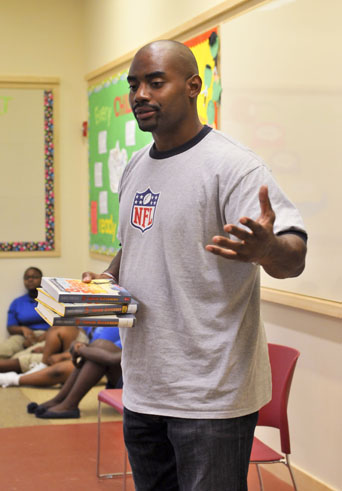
[276,229,308,244]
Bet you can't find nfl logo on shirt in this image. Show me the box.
[131,188,160,233]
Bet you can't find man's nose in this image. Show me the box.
[135,83,149,101]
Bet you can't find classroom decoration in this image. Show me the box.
[88,72,153,256]
[88,29,221,258]
[0,88,57,254]
[184,28,221,128]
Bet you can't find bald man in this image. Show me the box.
[83,40,307,490]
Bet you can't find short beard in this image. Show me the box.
[136,120,157,133]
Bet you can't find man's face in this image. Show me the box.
[23,269,41,293]
[127,46,192,137]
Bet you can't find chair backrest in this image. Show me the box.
[257,343,300,455]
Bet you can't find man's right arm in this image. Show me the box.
[82,248,122,284]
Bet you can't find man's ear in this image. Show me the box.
[187,74,202,99]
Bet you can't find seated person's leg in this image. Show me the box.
[42,326,87,365]
[16,353,45,374]
[19,359,75,387]
[0,358,74,388]
[0,347,45,374]
[36,339,121,418]
[12,341,45,359]
[0,335,26,359]
[0,358,21,373]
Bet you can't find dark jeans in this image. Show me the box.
[123,407,258,491]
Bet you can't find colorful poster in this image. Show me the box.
[185,28,221,128]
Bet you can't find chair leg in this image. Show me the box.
[96,399,102,478]
[256,464,264,491]
[122,446,127,491]
[96,398,131,483]
[286,455,298,491]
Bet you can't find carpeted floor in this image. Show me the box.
[0,386,294,490]
[0,421,294,491]
[0,421,134,490]
[0,382,122,428]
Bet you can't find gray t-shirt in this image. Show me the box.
[117,127,306,418]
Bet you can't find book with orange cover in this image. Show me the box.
[41,277,131,304]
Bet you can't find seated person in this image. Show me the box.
[0,323,89,375]
[0,327,122,420]
[0,267,49,359]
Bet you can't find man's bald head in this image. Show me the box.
[133,40,199,80]
[128,39,203,148]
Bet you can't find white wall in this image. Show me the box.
[0,0,88,335]
[83,0,226,74]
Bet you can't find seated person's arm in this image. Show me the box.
[7,325,36,347]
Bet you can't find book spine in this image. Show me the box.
[58,294,131,304]
[53,316,135,328]
[78,318,133,327]
[64,304,133,316]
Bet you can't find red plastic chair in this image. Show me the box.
[96,388,131,489]
[250,343,300,490]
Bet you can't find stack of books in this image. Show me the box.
[35,277,137,328]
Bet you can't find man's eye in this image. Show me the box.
[129,84,137,92]
[150,81,163,88]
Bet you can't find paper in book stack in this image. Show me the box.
[35,277,137,328]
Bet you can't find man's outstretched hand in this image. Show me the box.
[205,185,306,278]
[205,186,276,265]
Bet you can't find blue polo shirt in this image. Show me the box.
[82,326,122,349]
[7,293,49,331]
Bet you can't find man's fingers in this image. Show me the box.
[238,218,265,236]
[258,185,272,216]
[205,244,238,259]
[82,271,96,283]
[211,234,246,252]
[224,224,252,241]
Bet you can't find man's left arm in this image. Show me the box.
[205,185,307,279]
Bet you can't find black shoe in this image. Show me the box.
[27,402,38,414]
[36,408,80,419]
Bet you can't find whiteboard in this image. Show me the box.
[0,77,60,257]
[0,88,45,242]
[220,0,342,303]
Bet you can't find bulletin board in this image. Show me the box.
[88,73,152,256]
[87,28,221,258]
[0,77,60,257]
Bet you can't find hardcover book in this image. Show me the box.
[41,277,131,304]
[36,288,138,317]
[35,302,135,328]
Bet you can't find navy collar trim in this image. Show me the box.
[149,125,212,160]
